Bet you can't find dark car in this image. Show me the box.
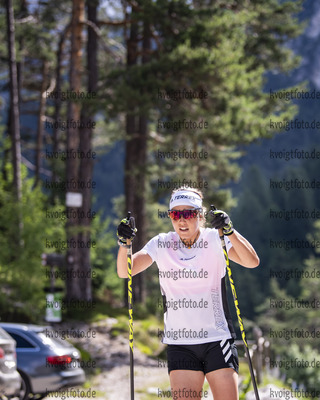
[0,326,21,399]
[0,323,86,400]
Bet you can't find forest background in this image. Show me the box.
[1,0,320,396]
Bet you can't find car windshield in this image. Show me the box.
[37,331,73,349]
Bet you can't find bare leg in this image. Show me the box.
[169,370,205,400]
[206,368,238,400]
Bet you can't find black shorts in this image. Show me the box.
[166,338,239,375]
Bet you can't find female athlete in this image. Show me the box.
[117,186,259,400]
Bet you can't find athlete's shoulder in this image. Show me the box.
[157,231,179,244]
[201,227,219,239]
[146,231,177,244]
[199,227,221,250]
[200,227,232,251]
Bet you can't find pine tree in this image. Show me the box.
[105,0,302,302]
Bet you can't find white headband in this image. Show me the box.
[169,190,202,209]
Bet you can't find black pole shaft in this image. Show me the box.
[220,234,260,400]
[126,210,134,399]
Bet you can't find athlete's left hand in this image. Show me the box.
[209,209,234,236]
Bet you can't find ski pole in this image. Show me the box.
[211,205,260,400]
[126,211,134,400]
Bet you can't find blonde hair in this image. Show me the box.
[170,186,207,227]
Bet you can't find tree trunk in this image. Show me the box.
[66,0,85,302]
[124,9,140,303]
[77,0,99,301]
[5,0,23,248]
[134,21,151,303]
[35,60,49,187]
[52,27,69,186]
[124,13,151,304]
[5,0,22,202]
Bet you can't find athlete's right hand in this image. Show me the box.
[117,213,137,247]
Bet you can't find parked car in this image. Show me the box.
[0,323,86,400]
[0,326,21,399]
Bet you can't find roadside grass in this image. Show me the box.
[110,313,165,356]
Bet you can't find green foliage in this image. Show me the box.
[0,162,120,321]
[0,163,64,322]
[232,154,320,318]
[89,212,121,303]
[110,313,164,357]
[104,0,302,212]
[254,223,320,392]
[282,344,320,392]
[239,373,252,400]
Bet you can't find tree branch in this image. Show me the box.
[82,19,126,61]
[97,19,131,26]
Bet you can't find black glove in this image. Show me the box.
[209,209,234,236]
[117,213,137,247]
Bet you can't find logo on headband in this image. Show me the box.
[169,190,203,209]
[173,195,200,201]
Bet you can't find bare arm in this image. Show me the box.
[117,246,153,278]
[224,229,260,269]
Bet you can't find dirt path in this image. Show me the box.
[40,319,291,400]
[42,318,174,400]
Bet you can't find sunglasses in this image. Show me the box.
[168,209,202,220]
